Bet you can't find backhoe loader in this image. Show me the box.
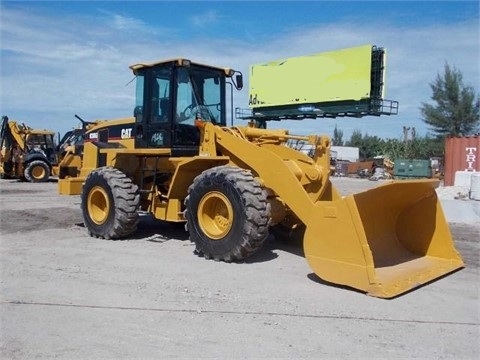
[1,116,57,182]
[58,55,463,298]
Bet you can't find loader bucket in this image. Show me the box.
[303,179,464,298]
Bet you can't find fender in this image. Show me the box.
[24,151,51,168]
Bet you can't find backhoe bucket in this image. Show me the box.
[304,179,464,298]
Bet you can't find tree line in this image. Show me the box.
[332,63,479,161]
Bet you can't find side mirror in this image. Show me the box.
[235,74,243,90]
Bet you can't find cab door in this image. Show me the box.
[135,67,174,149]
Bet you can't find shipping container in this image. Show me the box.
[347,161,374,175]
[444,136,480,186]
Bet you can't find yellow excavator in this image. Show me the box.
[58,50,463,298]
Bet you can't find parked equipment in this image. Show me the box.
[58,55,463,298]
[394,159,433,179]
[0,116,57,182]
[56,115,135,180]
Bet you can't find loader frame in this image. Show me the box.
[58,55,464,298]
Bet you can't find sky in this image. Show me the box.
[0,0,479,141]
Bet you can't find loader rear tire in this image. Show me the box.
[24,160,50,182]
[81,167,140,240]
[185,165,270,262]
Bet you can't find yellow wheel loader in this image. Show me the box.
[0,116,58,182]
[58,57,463,298]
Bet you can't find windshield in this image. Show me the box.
[176,67,225,126]
[26,134,55,150]
[59,130,84,150]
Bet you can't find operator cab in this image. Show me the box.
[131,59,241,156]
[25,132,57,164]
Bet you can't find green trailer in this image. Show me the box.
[394,159,433,179]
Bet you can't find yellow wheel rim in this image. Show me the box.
[32,166,46,180]
[87,186,110,225]
[197,191,233,240]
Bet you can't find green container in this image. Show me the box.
[394,159,432,178]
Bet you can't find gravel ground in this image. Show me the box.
[0,177,478,359]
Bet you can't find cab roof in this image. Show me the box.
[129,58,235,77]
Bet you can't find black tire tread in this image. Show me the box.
[24,160,50,182]
[185,165,270,262]
[82,167,139,239]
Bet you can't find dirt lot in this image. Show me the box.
[0,178,479,359]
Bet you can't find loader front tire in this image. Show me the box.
[24,160,50,182]
[81,167,140,240]
[185,165,270,262]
